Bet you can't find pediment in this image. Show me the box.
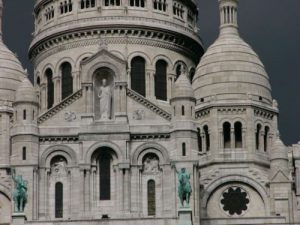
[81,48,126,67]
[81,47,127,83]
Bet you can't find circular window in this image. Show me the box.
[220,186,249,216]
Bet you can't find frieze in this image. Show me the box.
[254,108,274,120]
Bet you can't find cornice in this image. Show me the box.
[30,27,203,65]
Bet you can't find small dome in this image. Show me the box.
[0,1,26,103]
[0,41,26,103]
[270,133,288,161]
[172,72,195,99]
[192,0,272,106]
[15,77,38,103]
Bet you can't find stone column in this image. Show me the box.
[53,76,60,105]
[40,84,47,112]
[242,127,246,148]
[219,129,223,149]
[80,169,85,214]
[85,169,91,213]
[167,75,173,100]
[72,71,80,92]
[149,70,155,100]
[202,133,206,153]
[230,127,235,148]
[259,131,264,151]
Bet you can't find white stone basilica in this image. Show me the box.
[0,0,300,224]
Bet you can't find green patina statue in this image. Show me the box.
[12,168,28,212]
[176,168,192,208]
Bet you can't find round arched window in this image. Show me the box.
[220,186,249,216]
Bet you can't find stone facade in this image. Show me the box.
[0,0,300,225]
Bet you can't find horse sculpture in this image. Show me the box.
[12,168,28,212]
[177,168,192,207]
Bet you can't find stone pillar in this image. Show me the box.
[178,208,193,225]
[259,131,265,152]
[80,169,85,214]
[124,168,130,213]
[230,127,235,148]
[149,70,155,100]
[12,213,27,225]
[38,168,46,219]
[82,83,93,114]
[242,127,246,148]
[167,75,173,100]
[53,76,60,105]
[219,129,223,149]
[72,71,80,92]
[202,134,206,153]
[40,84,47,112]
[85,169,91,213]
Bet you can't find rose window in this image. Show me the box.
[220,186,249,216]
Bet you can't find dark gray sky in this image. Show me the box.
[2,0,300,145]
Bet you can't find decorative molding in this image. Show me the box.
[127,88,171,121]
[38,89,82,124]
[254,108,274,120]
[131,133,171,141]
[30,27,202,64]
[39,136,79,144]
[195,109,210,119]
[217,107,247,115]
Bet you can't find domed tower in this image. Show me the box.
[30,0,204,115]
[0,0,26,167]
[193,0,277,157]
[193,0,292,223]
[0,0,27,223]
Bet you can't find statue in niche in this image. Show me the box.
[98,78,112,120]
[143,154,159,173]
[51,159,67,177]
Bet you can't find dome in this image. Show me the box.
[172,70,195,99]
[15,77,38,103]
[0,2,26,103]
[192,0,272,106]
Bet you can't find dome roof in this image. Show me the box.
[192,0,272,106]
[15,77,38,103]
[0,2,26,103]
[172,71,195,99]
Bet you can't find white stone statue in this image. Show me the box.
[98,78,112,120]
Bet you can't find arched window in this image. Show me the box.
[256,124,262,150]
[147,180,156,216]
[55,182,63,218]
[61,62,73,100]
[182,142,186,156]
[155,60,167,101]
[99,152,111,200]
[36,76,41,86]
[22,147,26,160]
[23,110,26,120]
[223,122,231,148]
[175,64,181,80]
[234,122,243,148]
[46,68,54,109]
[131,56,146,97]
[204,125,210,151]
[189,68,195,83]
[197,128,202,152]
[264,126,270,152]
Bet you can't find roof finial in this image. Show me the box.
[219,0,239,36]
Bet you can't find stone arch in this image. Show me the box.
[86,61,121,83]
[202,175,270,214]
[131,142,170,165]
[55,57,75,76]
[152,54,173,68]
[0,184,11,201]
[173,60,187,71]
[42,64,55,81]
[128,51,151,69]
[232,117,246,128]
[40,145,77,168]
[75,52,93,70]
[85,141,124,163]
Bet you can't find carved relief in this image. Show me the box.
[133,109,145,120]
[143,154,160,173]
[50,156,68,178]
[64,111,76,122]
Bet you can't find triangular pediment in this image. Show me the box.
[81,48,126,66]
[270,170,290,183]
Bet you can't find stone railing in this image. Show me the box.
[38,89,83,124]
[126,88,171,121]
